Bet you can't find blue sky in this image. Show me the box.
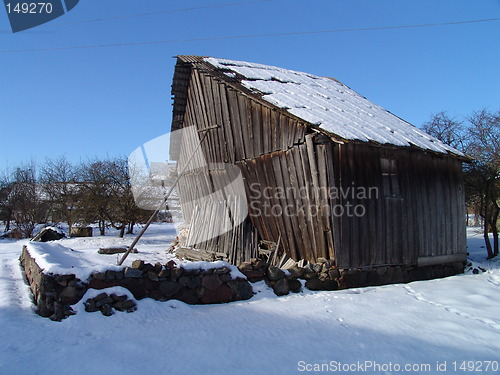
[1,0,499,170]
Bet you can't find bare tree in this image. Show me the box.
[9,163,48,237]
[77,159,113,235]
[40,156,80,232]
[77,157,148,237]
[0,171,14,232]
[464,110,499,258]
[422,111,465,150]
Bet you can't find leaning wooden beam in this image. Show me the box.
[117,125,220,266]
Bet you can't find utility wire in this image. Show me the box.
[1,18,498,53]
[53,0,271,26]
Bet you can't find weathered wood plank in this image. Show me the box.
[287,118,297,149]
[417,253,467,267]
[329,142,343,265]
[227,89,246,161]
[239,94,254,158]
[270,109,278,152]
[262,106,272,155]
[287,147,313,261]
[299,142,325,260]
[317,143,334,261]
[252,100,263,157]
[261,155,287,246]
[273,153,298,259]
[218,82,236,164]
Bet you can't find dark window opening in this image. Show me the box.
[380,158,401,198]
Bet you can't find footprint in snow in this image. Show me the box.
[487,274,500,286]
[404,285,500,330]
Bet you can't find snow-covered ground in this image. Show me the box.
[0,225,499,375]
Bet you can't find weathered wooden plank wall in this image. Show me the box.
[332,142,466,268]
[175,66,313,263]
[172,58,467,267]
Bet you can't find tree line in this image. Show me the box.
[422,109,499,259]
[0,156,151,238]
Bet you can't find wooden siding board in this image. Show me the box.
[218,82,236,164]
[323,142,339,261]
[287,118,297,149]
[262,154,288,251]
[317,143,335,261]
[262,106,272,155]
[436,158,446,256]
[413,153,427,258]
[278,114,287,150]
[253,156,276,240]
[357,145,373,265]
[252,101,263,157]
[442,158,452,255]
[342,145,356,265]
[368,156,379,265]
[299,142,325,260]
[329,143,342,264]
[209,77,230,163]
[457,162,467,254]
[239,95,254,158]
[227,89,246,161]
[201,73,222,163]
[268,154,296,258]
[448,159,457,254]
[401,151,416,264]
[420,154,432,257]
[359,144,373,266]
[333,144,347,267]
[270,109,278,152]
[240,160,264,236]
[375,149,387,265]
[452,160,463,255]
[276,152,301,260]
[287,147,314,260]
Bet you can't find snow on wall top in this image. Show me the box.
[204,57,463,156]
[26,242,124,281]
[25,241,246,282]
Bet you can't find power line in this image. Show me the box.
[52,0,271,26]
[1,18,498,53]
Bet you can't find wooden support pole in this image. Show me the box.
[117,125,219,266]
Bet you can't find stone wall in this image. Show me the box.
[20,246,253,321]
[87,259,253,305]
[237,257,465,296]
[20,246,87,321]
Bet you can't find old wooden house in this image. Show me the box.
[170,55,467,276]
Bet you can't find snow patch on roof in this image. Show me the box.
[204,57,463,156]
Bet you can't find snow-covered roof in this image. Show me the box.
[203,57,463,156]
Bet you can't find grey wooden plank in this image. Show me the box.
[218,82,236,164]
